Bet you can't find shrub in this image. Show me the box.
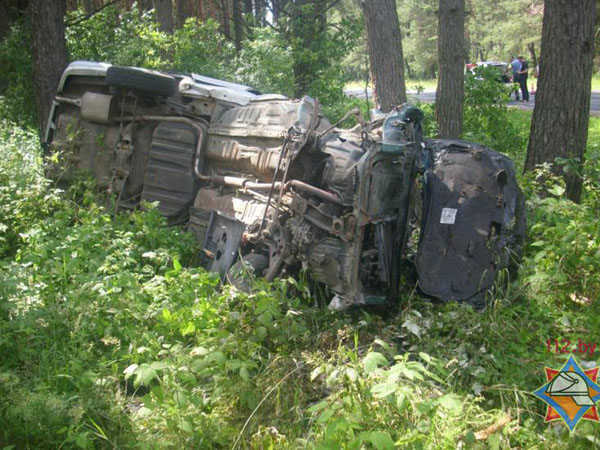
[0,121,60,258]
[462,67,527,159]
[0,21,36,127]
[234,27,295,97]
[66,5,169,69]
[521,154,600,308]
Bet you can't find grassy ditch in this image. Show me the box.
[0,116,599,449]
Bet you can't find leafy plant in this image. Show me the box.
[0,20,36,126]
[462,66,527,159]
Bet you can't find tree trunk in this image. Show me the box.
[525,0,596,203]
[405,59,413,80]
[232,0,243,52]
[30,0,67,138]
[254,0,265,26]
[0,2,9,92]
[527,42,538,70]
[0,2,10,45]
[66,0,78,11]
[175,0,191,27]
[206,0,219,20]
[272,0,281,23]
[153,0,173,32]
[139,0,153,15]
[361,0,407,112]
[83,0,94,14]
[243,0,252,15]
[220,0,231,39]
[243,0,253,36]
[436,0,465,139]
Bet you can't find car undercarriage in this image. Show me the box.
[45,61,526,309]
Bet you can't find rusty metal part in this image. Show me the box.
[121,115,208,180]
[80,92,115,124]
[259,134,290,233]
[197,174,342,206]
[55,95,82,107]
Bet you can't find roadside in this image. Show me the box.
[344,86,600,116]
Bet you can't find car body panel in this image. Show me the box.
[416,140,525,305]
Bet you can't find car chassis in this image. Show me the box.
[45,62,526,309]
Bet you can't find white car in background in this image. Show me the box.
[466,61,512,83]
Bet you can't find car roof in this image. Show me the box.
[477,61,507,67]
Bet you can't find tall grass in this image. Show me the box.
[1,114,599,448]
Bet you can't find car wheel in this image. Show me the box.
[227,253,270,292]
[106,65,177,97]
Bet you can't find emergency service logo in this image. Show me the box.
[533,355,600,431]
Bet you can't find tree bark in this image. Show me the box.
[243,0,252,15]
[527,42,538,69]
[206,0,219,20]
[525,0,596,203]
[254,0,265,26]
[361,0,407,113]
[272,0,281,22]
[220,0,231,39]
[153,0,173,32]
[175,0,191,27]
[232,0,243,52]
[436,0,465,139]
[139,0,153,15]
[30,0,67,138]
[83,0,94,14]
[0,3,10,45]
[0,2,9,92]
[66,0,78,11]
[243,0,253,37]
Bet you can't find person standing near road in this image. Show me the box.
[511,57,521,101]
[517,56,529,102]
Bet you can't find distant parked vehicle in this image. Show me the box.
[466,61,512,84]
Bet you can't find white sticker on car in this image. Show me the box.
[440,207,457,224]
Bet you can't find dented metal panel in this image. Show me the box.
[141,121,205,219]
[415,140,526,305]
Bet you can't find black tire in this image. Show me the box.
[106,65,177,97]
[227,253,270,292]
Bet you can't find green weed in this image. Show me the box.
[1,110,600,448]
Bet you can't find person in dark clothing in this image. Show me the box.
[517,56,529,102]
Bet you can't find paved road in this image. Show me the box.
[345,88,600,116]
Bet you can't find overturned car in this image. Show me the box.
[45,61,525,309]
